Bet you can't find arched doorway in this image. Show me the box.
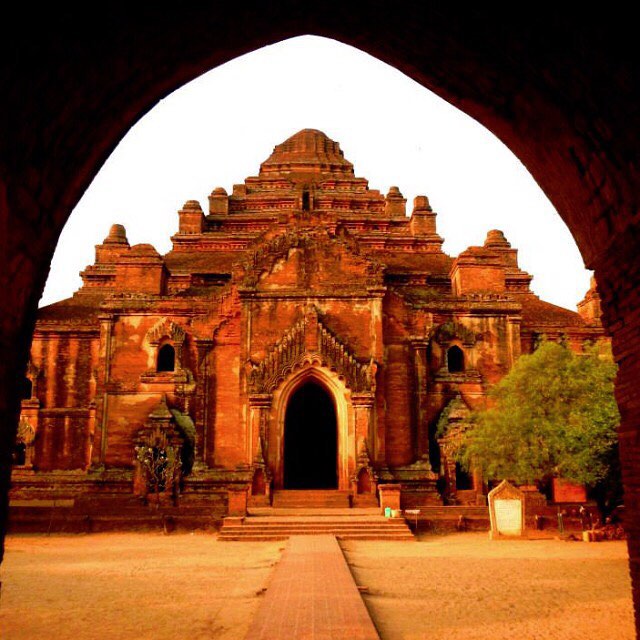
[283,381,337,489]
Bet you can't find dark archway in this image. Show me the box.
[455,462,473,491]
[447,346,464,373]
[1,4,639,629]
[156,344,175,372]
[284,381,337,489]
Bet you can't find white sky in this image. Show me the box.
[41,36,591,310]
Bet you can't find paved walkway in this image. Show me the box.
[244,535,380,640]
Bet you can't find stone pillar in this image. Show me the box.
[248,394,272,464]
[62,415,71,462]
[194,338,213,464]
[227,485,249,517]
[45,335,59,408]
[409,338,429,458]
[94,314,115,466]
[351,393,374,479]
[369,292,385,464]
[506,317,521,368]
[65,338,79,407]
[85,404,96,469]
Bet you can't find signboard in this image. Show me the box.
[493,498,523,535]
[488,480,525,538]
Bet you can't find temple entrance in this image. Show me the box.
[283,381,338,489]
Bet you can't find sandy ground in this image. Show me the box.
[342,532,635,640]
[0,532,634,640]
[0,533,283,640]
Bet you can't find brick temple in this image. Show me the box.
[12,129,605,518]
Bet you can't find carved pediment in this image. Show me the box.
[248,307,377,393]
[147,318,186,346]
[432,321,477,347]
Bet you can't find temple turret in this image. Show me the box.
[577,275,603,324]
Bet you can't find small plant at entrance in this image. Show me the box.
[456,341,620,504]
[135,444,182,507]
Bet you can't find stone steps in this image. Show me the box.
[218,514,414,541]
[219,533,413,542]
[414,506,489,517]
[272,489,351,509]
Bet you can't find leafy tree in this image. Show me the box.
[457,341,619,490]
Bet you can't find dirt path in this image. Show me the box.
[0,532,634,639]
[341,532,635,640]
[0,533,283,640]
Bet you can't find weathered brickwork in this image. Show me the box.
[1,4,637,630]
[12,131,605,517]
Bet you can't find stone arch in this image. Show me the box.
[147,319,186,372]
[146,319,186,347]
[2,5,639,626]
[269,364,353,490]
[433,322,477,348]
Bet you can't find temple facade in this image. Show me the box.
[12,130,605,515]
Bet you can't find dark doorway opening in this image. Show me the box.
[157,343,175,372]
[447,345,464,373]
[456,461,473,490]
[284,381,337,489]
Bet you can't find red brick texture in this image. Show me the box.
[1,3,638,632]
[245,535,380,639]
[15,130,601,510]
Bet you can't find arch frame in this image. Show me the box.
[2,6,640,628]
[268,362,354,490]
[446,344,465,374]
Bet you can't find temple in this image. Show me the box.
[12,129,605,518]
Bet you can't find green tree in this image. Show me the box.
[457,341,619,490]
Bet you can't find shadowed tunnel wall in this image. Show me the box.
[1,2,638,631]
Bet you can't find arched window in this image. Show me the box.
[21,377,33,400]
[157,343,176,372]
[447,345,464,373]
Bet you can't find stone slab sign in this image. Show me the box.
[488,480,525,538]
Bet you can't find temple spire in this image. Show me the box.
[259,129,355,182]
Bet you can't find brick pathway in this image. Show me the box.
[245,534,380,640]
